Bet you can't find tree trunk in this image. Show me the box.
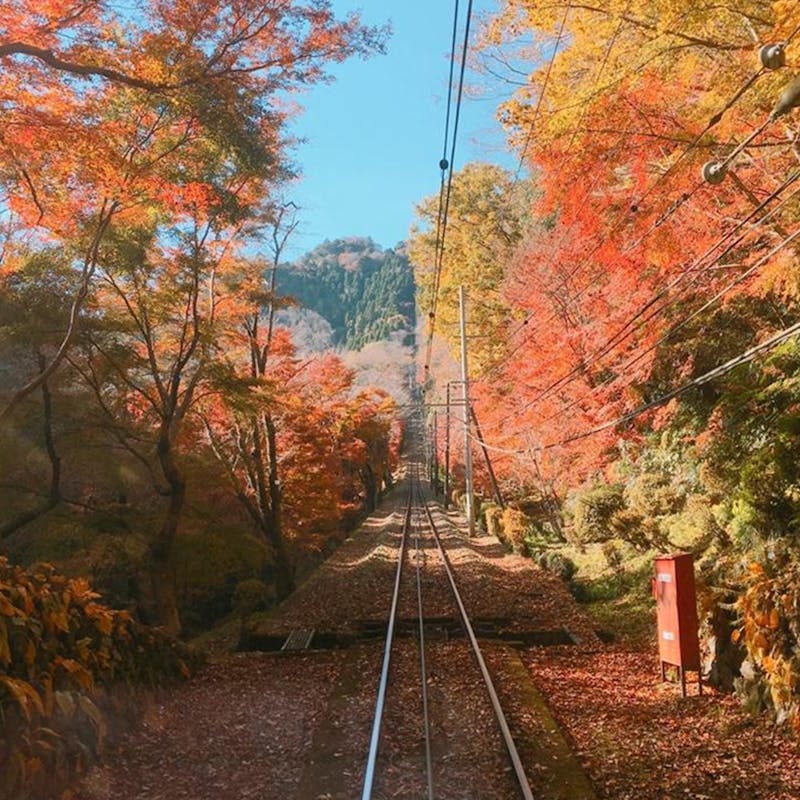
[361,464,378,513]
[704,602,745,692]
[264,411,294,598]
[1,354,62,539]
[150,426,185,635]
[0,202,116,426]
[150,547,182,636]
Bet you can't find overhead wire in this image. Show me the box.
[514,2,572,179]
[427,0,461,368]
[478,172,800,435]
[558,220,800,411]
[481,217,800,453]
[424,0,475,377]
[546,317,800,450]
[438,3,700,384]
[503,169,800,418]
[466,315,800,457]
[475,22,800,385]
[564,0,633,154]
[427,7,800,475]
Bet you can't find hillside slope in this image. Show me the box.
[276,238,415,350]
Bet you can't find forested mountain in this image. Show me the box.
[277,238,416,350]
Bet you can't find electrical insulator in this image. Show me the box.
[701,161,728,185]
[773,75,800,119]
[439,158,449,171]
[759,44,786,71]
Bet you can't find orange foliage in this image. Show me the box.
[466,7,800,488]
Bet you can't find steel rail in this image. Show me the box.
[360,488,413,800]
[412,469,435,800]
[421,498,535,800]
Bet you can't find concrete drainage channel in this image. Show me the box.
[239,617,591,653]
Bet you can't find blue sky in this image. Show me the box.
[285,0,516,255]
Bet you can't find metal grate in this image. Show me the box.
[281,629,315,651]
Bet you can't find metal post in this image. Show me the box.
[426,418,432,482]
[428,419,434,484]
[459,286,475,536]
[432,412,439,493]
[444,384,451,510]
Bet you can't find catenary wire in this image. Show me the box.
[425,0,475,376]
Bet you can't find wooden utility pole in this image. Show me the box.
[459,286,475,536]
[444,383,451,510]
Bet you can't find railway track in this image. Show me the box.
[361,448,535,800]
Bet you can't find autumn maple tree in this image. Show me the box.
[451,0,800,483]
[406,0,800,731]
[0,1,390,634]
[0,0,385,423]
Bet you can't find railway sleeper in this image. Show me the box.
[239,619,585,653]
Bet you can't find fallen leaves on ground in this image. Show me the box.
[523,645,800,800]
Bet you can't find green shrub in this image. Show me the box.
[233,579,272,618]
[625,473,684,519]
[173,527,271,634]
[535,550,577,582]
[572,483,625,543]
[569,561,653,604]
[601,540,623,572]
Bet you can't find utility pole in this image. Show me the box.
[459,286,475,536]
[444,383,451,510]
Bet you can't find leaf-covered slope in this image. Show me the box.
[277,237,415,350]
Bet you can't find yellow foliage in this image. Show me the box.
[409,162,534,372]
[0,675,44,721]
[485,1,792,175]
[0,557,201,799]
[738,557,800,728]
[501,507,532,552]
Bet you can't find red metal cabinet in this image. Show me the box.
[653,553,702,696]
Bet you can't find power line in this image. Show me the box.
[546,317,800,450]
[564,0,633,154]
[503,169,800,418]
[424,0,474,378]
[470,317,800,458]
[478,173,800,435]
[439,6,699,387]
[425,9,800,469]
[515,2,571,179]
[540,220,800,423]
[476,170,705,384]
[427,0,461,364]
[474,22,800,385]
